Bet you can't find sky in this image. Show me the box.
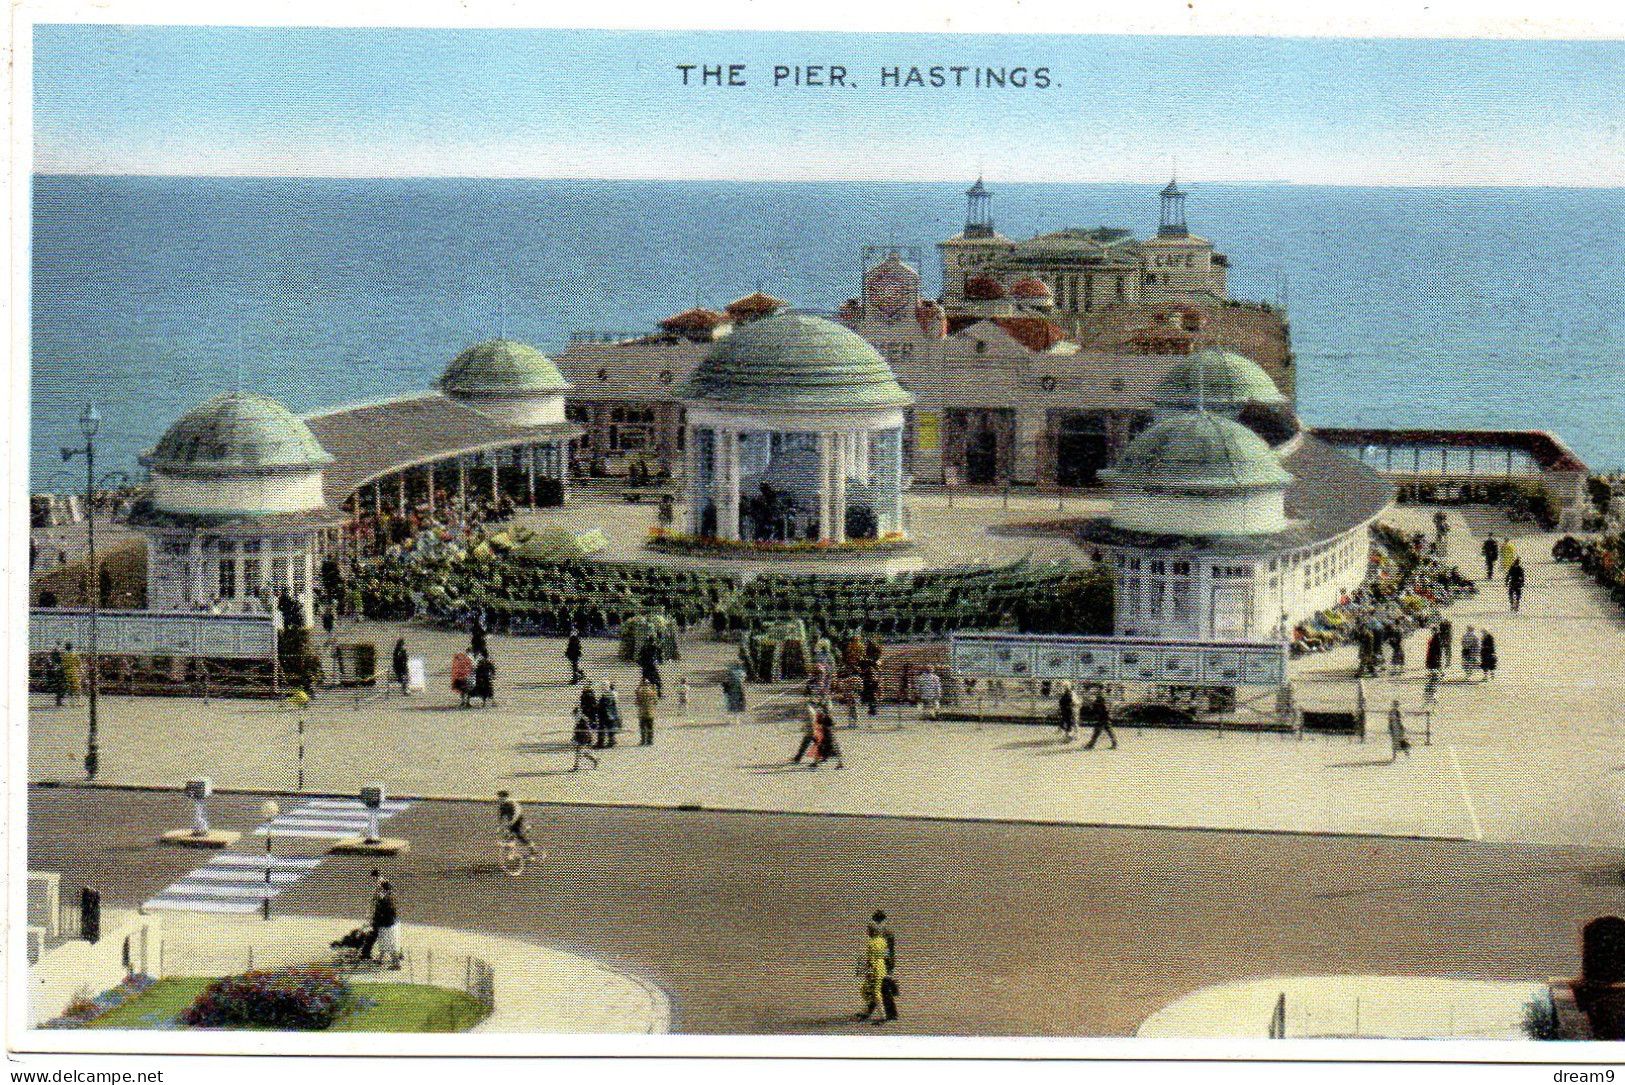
[30,25,1625,185]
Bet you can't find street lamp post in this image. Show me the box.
[61,404,102,780]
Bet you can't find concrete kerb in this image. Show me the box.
[33,780,1474,844]
[56,910,670,1034]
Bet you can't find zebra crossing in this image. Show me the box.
[143,797,414,915]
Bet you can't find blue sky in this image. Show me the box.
[32,25,1625,185]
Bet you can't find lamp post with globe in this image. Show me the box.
[59,404,102,780]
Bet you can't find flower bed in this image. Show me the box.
[181,967,352,1030]
[42,974,158,1028]
[646,529,910,558]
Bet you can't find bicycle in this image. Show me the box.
[498,826,545,876]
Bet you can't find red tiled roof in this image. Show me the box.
[964,275,1006,301]
[724,292,786,317]
[992,318,1069,353]
[659,307,730,331]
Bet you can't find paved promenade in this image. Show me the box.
[28,506,1625,846]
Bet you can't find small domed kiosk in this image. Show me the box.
[132,392,345,622]
[676,312,914,544]
[440,339,572,427]
[1083,392,1390,641]
[1153,348,1288,415]
[1104,411,1293,537]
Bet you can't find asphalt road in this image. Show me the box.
[28,785,1625,1036]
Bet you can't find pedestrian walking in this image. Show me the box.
[722,662,748,713]
[1083,690,1119,750]
[1433,510,1449,543]
[791,704,819,765]
[1505,557,1526,612]
[597,681,621,747]
[860,662,880,719]
[46,646,65,707]
[451,650,474,708]
[915,668,943,720]
[635,677,659,746]
[579,683,601,746]
[1480,631,1498,680]
[472,652,496,707]
[1387,700,1411,762]
[570,707,600,771]
[1437,617,1454,668]
[1481,536,1500,581]
[813,701,844,769]
[638,638,664,697]
[1460,626,1481,680]
[1056,681,1078,741]
[856,912,897,1023]
[392,638,410,695]
[370,879,401,969]
[60,644,83,705]
[677,675,690,716]
[1424,628,1443,676]
[1389,632,1406,675]
[1501,537,1518,569]
[321,607,336,641]
[469,613,488,659]
[565,628,584,684]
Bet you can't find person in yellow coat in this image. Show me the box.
[60,645,84,704]
[856,911,898,1023]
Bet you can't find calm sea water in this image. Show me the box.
[30,175,1625,488]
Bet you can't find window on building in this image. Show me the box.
[218,560,236,599]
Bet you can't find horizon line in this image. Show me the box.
[31,169,1625,190]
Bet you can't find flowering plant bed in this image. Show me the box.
[183,967,352,1030]
[60,975,488,1033]
[646,529,910,558]
[41,973,158,1028]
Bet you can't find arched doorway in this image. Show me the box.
[1055,415,1110,487]
[965,427,999,485]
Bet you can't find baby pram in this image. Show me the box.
[329,925,375,965]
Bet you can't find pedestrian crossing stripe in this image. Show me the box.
[143,797,414,915]
[207,854,323,869]
[158,882,281,900]
[143,897,262,915]
[185,868,303,884]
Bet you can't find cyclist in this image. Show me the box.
[496,790,538,858]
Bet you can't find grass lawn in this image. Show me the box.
[82,978,488,1032]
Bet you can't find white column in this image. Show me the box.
[682,426,696,532]
[491,457,500,502]
[818,432,834,542]
[721,430,742,541]
[425,465,435,515]
[458,458,468,511]
[373,483,383,517]
[526,447,536,507]
[832,434,849,543]
[188,537,205,605]
[710,428,728,537]
[890,430,905,536]
[397,472,407,512]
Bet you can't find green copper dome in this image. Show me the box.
[1107,411,1292,492]
[1155,349,1287,410]
[141,392,333,476]
[678,313,913,411]
[441,339,571,397]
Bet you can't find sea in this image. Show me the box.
[29,175,1625,488]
